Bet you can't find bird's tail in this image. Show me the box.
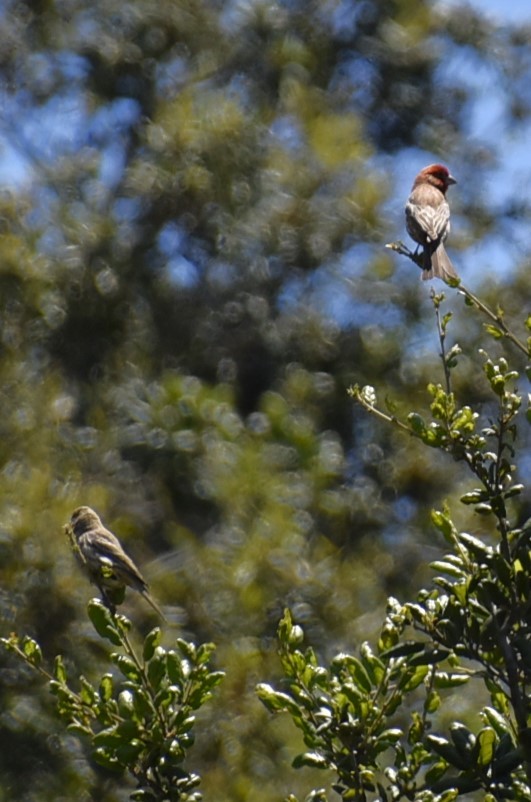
[422,242,459,283]
[142,588,167,621]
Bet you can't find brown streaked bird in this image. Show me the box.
[405,163,459,282]
[68,505,165,619]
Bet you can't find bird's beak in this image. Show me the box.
[448,174,457,185]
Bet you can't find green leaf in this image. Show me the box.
[99,674,114,702]
[118,690,135,717]
[438,790,459,802]
[460,490,487,505]
[111,654,142,682]
[336,655,373,693]
[433,673,470,689]
[408,711,425,743]
[484,324,503,340]
[22,637,42,667]
[489,553,512,585]
[277,609,294,642]
[360,643,385,685]
[92,725,121,748]
[94,719,139,748]
[485,679,511,716]
[278,610,306,649]
[491,747,523,776]
[115,739,144,764]
[143,627,162,662]
[176,638,197,661]
[409,648,451,666]
[67,721,93,737]
[132,687,153,720]
[147,651,166,689]
[191,670,225,704]
[380,641,425,659]
[441,311,453,329]
[306,790,328,802]
[195,641,217,665]
[481,707,511,737]
[424,760,449,785]
[93,747,122,770]
[474,503,493,515]
[377,728,402,745]
[408,413,427,435]
[400,665,429,692]
[450,722,475,755]
[153,686,175,709]
[427,735,471,769]
[88,600,122,646]
[451,405,477,434]
[53,655,67,683]
[378,625,399,652]
[431,510,457,544]
[80,675,97,705]
[458,531,492,558]
[424,690,440,714]
[256,684,301,716]
[49,680,76,708]
[504,483,523,499]
[430,560,466,579]
[477,727,496,766]
[292,752,328,769]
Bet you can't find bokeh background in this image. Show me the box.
[1,1,531,800]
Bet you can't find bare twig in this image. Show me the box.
[348,386,412,435]
[431,289,453,397]
[385,240,425,272]
[458,285,529,356]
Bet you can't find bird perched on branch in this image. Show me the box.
[405,163,458,282]
[66,505,165,619]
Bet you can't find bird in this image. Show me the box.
[405,163,458,282]
[67,505,165,619]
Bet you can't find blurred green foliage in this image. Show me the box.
[0,0,530,799]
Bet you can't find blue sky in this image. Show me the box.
[441,0,531,22]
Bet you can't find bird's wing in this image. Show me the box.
[406,200,450,243]
[81,529,148,591]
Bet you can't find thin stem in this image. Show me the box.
[2,642,54,682]
[113,614,169,737]
[386,240,425,272]
[490,606,531,784]
[493,417,512,564]
[431,289,453,396]
[349,388,412,435]
[458,285,528,356]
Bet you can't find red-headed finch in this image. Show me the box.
[67,505,165,619]
[405,163,458,282]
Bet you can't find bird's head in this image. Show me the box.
[415,164,456,194]
[70,506,102,535]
